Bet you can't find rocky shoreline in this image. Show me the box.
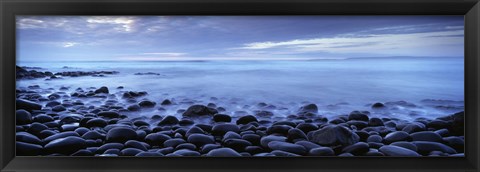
[16,85,465,157]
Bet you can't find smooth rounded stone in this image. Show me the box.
[61,123,79,131]
[294,141,321,151]
[16,132,42,145]
[161,99,172,105]
[133,120,149,127]
[121,148,144,156]
[156,147,174,155]
[200,144,222,154]
[309,147,335,156]
[348,111,369,121]
[16,109,33,125]
[71,149,94,156]
[16,141,43,156]
[52,105,67,112]
[390,142,418,152]
[295,123,319,134]
[368,142,384,149]
[46,101,61,107]
[96,143,124,154]
[172,149,201,156]
[443,136,464,152]
[413,141,457,155]
[213,114,231,122]
[434,129,450,137]
[384,121,397,128]
[338,153,354,156]
[245,146,264,155]
[136,152,164,156]
[266,125,292,135]
[271,150,300,156]
[427,120,450,130]
[157,116,179,126]
[106,127,137,143]
[308,125,360,146]
[236,115,258,125]
[178,119,194,126]
[371,102,386,109]
[85,118,108,128]
[97,111,120,118]
[223,139,252,152]
[125,140,148,151]
[33,114,54,123]
[38,130,57,139]
[365,150,385,156]
[164,138,187,148]
[27,123,49,136]
[268,141,307,155]
[17,99,42,112]
[342,142,370,155]
[379,145,421,156]
[439,111,464,136]
[410,131,443,142]
[185,126,205,137]
[222,131,242,142]
[207,148,242,156]
[104,148,121,155]
[347,120,368,129]
[74,127,90,136]
[44,136,87,155]
[94,86,109,94]
[254,153,276,156]
[260,135,287,148]
[138,100,156,108]
[273,121,297,127]
[145,133,172,146]
[175,143,197,150]
[384,131,411,143]
[242,134,261,145]
[368,118,384,126]
[80,131,104,140]
[182,105,218,117]
[402,122,426,134]
[196,124,213,133]
[287,128,307,142]
[367,135,383,143]
[43,131,79,144]
[211,124,240,136]
[298,103,318,114]
[127,104,141,111]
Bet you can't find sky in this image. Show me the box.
[16,16,464,61]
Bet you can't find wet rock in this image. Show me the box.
[182,105,218,117]
[287,128,307,142]
[260,135,287,147]
[294,141,321,151]
[171,149,201,156]
[16,141,43,156]
[266,125,292,135]
[271,150,300,156]
[368,118,384,126]
[121,148,144,156]
[309,147,335,156]
[379,145,421,156]
[242,134,261,145]
[413,141,457,155]
[213,114,231,122]
[298,104,318,114]
[96,143,124,154]
[223,139,252,152]
[86,118,108,128]
[161,99,172,105]
[16,109,33,125]
[16,132,42,145]
[157,116,179,126]
[97,111,120,118]
[136,152,164,156]
[402,122,426,134]
[443,136,464,152]
[295,123,319,134]
[82,131,105,140]
[43,131,80,143]
[366,135,383,143]
[34,114,54,123]
[255,111,274,118]
[236,115,258,125]
[341,142,369,155]
[384,131,411,143]
[138,100,156,108]
[17,99,42,112]
[207,148,242,156]
[145,133,171,146]
[211,124,240,136]
[268,141,307,155]
[371,102,386,109]
[308,125,359,146]
[94,86,109,94]
[187,133,215,147]
[348,111,369,121]
[127,104,141,111]
[44,136,87,155]
[27,123,49,136]
[106,127,137,143]
[410,131,443,142]
[164,138,187,148]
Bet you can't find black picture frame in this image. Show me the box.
[1,0,479,171]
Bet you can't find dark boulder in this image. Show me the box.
[16,99,42,112]
[182,105,218,117]
[16,141,43,156]
[16,109,33,125]
[379,145,420,156]
[211,124,240,136]
[298,104,318,114]
[44,136,87,155]
[207,148,242,157]
[157,116,179,126]
[236,115,258,125]
[94,86,109,94]
[308,125,359,146]
[106,127,137,143]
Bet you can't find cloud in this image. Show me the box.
[238,30,464,56]
[62,42,78,48]
[86,16,136,32]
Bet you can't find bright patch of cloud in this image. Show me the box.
[239,30,463,56]
[141,52,186,56]
[62,42,78,48]
[86,16,136,32]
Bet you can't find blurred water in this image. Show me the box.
[17,57,464,120]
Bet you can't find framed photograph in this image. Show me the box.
[1,0,479,171]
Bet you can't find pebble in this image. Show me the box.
[44,136,87,155]
[309,147,335,156]
[16,110,33,125]
[211,124,240,136]
[207,148,242,156]
[308,125,359,146]
[268,141,307,155]
[106,127,137,143]
[379,145,421,156]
